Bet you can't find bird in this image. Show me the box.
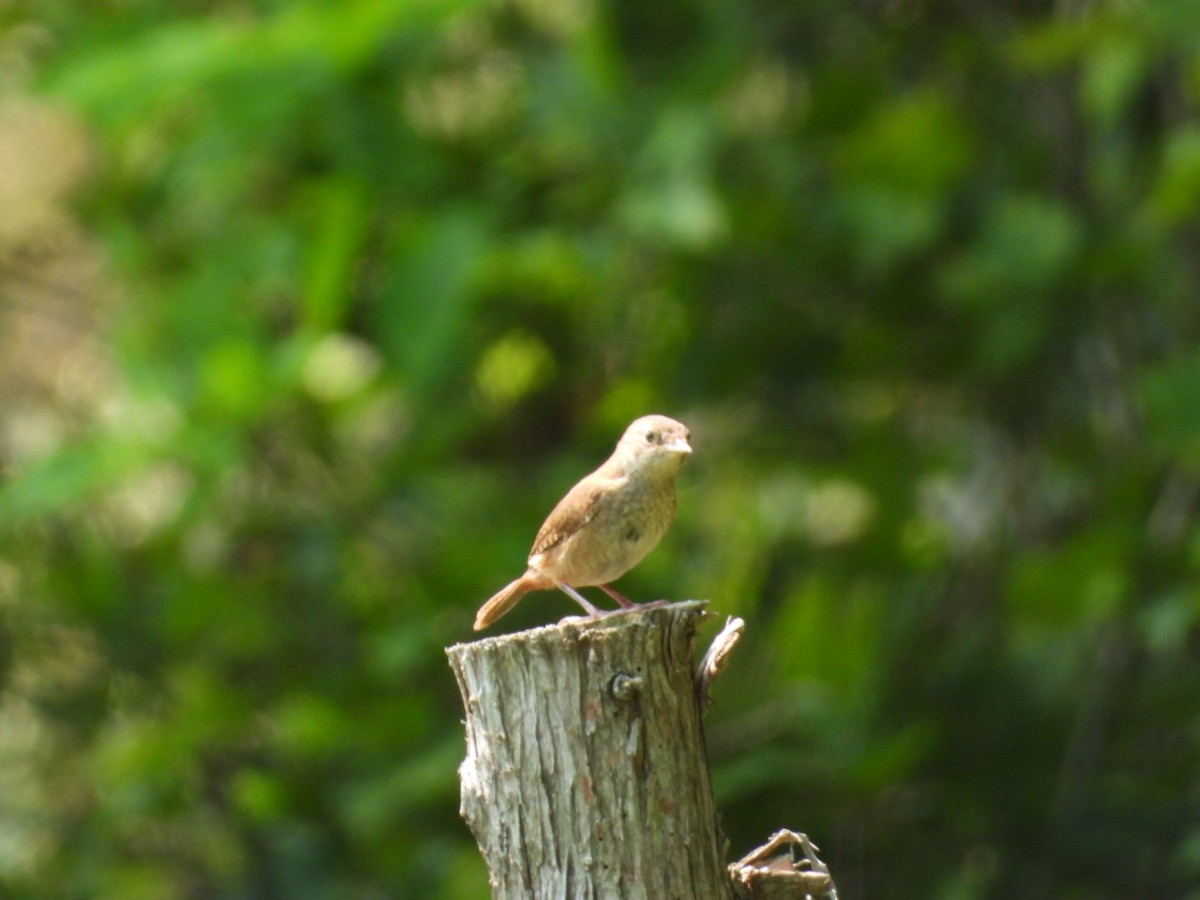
[473,414,692,631]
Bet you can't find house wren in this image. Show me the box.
[473,414,691,631]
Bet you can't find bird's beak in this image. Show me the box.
[664,438,692,455]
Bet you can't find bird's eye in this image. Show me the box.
[645,430,658,443]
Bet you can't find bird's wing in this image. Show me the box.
[528,474,622,559]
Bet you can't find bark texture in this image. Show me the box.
[447,602,735,900]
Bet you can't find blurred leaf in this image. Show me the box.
[772,575,883,704]
[938,195,1081,369]
[336,738,461,835]
[1148,125,1200,225]
[837,88,973,196]
[231,769,288,824]
[1140,351,1200,466]
[943,195,1082,299]
[618,108,727,249]
[1080,37,1146,130]
[274,694,348,760]
[838,186,942,272]
[377,207,488,393]
[48,0,483,124]
[1007,529,1131,627]
[474,331,555,410]
[0,439,147,523]
[301,177,372,334]
[199,338,272,420]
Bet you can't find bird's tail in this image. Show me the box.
[473,573,543,631]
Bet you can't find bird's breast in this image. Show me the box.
[537,476,676,587]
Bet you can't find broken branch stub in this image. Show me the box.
[729,829,839,900]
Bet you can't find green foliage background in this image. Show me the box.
[2,0,1199,897]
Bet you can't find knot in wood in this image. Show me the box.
[608,671,643,701]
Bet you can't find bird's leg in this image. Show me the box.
[561,584,673,622]
[598,584,636,609]
[557,583,605,618]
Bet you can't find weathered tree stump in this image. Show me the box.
[447,602,837,899]
[447,602,733,899]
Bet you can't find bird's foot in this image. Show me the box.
[596,598,672,617]
[560,584,679,621]
[598,586,676,615]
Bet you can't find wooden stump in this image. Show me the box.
[447,602,735,900]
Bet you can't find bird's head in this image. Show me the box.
[614,414,691,475]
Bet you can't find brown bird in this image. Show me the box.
[473,414,692,631]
